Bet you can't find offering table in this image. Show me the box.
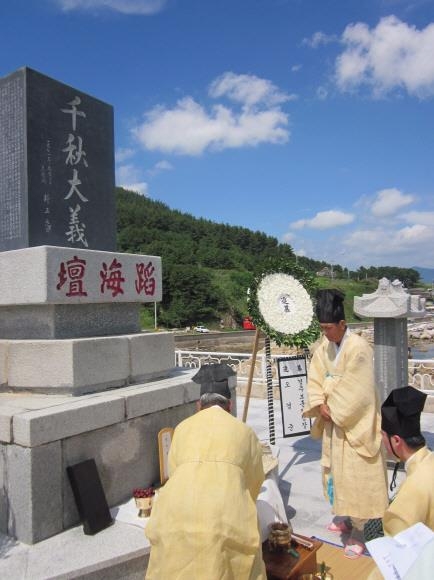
[262,535,323,579]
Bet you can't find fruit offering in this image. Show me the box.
[133,486,155,498]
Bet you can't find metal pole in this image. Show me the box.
[154,302,157,329]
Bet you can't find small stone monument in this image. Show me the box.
[354,278,426,402]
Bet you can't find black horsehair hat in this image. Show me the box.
[192,363,235,399]
[381,386,427,438]
[315,289,345,323]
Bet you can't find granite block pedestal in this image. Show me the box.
[0,369,217,544]
[0,244,222,550]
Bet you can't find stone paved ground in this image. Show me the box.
[1,395,432,578]
[238,395,434,546]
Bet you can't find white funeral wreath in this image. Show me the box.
[257,273,314,335]
[248,262,319,347]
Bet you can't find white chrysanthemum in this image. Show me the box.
[257,273,313,335]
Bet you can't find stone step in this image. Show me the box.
[0,521,149,580]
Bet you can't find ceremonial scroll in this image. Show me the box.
[277,355,311,437]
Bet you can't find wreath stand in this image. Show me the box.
[241,261,319,447]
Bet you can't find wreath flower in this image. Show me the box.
[248,260,320,348]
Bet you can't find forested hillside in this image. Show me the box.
[117,187,298,269]
[116,187,420,329]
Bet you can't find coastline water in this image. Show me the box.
[412,343,434,359]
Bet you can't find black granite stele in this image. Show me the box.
[0,67,116,251]
[67,459,113,536]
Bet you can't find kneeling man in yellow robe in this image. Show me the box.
[145,363,266,580]
[381,385,434,535]
[303,289,388,557]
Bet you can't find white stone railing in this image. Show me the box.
[176,350,434,394]
[175,350,283,386]
[409,359,434,393]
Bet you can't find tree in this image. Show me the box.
[159,265,221,327]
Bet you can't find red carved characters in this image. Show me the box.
[56,255,158,299]
[100,258,125,297]
[56,256,88,297]
[135,261,156,296]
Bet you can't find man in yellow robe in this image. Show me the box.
[303,289,388,557]
[145,363,266,580]
[381,385,434,535]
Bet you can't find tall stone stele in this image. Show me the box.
[0,68,205,553]
[0,66,116,252]
[0,67,161,340]
[354,278,426,402]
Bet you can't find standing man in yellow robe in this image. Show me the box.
[381,385,434,535]
[303,289,388,558]
[145,363,266,580]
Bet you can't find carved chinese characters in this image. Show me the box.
[0,67,116,251]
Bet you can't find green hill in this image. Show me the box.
[116,187,420,330]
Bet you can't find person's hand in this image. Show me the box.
[319,403,332,421]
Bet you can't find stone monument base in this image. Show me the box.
[1,331,174,395]
[0,302,141,340]
[0,367,237,545]
[0,520,149,580]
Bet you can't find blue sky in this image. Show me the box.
[2,0,434,270]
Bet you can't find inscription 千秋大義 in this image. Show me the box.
[0,67,116,252]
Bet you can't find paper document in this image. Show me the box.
[366,522,434,580]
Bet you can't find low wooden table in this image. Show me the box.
[262,535,323,579]
[316,542,377,580]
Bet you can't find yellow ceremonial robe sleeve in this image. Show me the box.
[384,447,434,536]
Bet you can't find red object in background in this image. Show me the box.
[242,316,256,330]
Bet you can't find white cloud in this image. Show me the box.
[154,160,173,171]
[316,86,328,100]
[303,31,338,48]
[119,182,149,195]
[370,188,414,217]
[209,72,291,108]
[399,210,434,225]
[54,0,167,14]
[116,163,140,182]
[115,147,135,163]
[116,163,148,195]
[133,73,291,155]
[281,232,296,243]
[335,16,434,97]
[399,223,433,242]
[290,210,355,230]
[148,159,174,176]
[345,224,434,257]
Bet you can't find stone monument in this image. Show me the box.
[0,67,223,568]
[354,278,426,402]
[0,67,116,251]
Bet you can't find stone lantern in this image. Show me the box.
[354,278,426,402]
